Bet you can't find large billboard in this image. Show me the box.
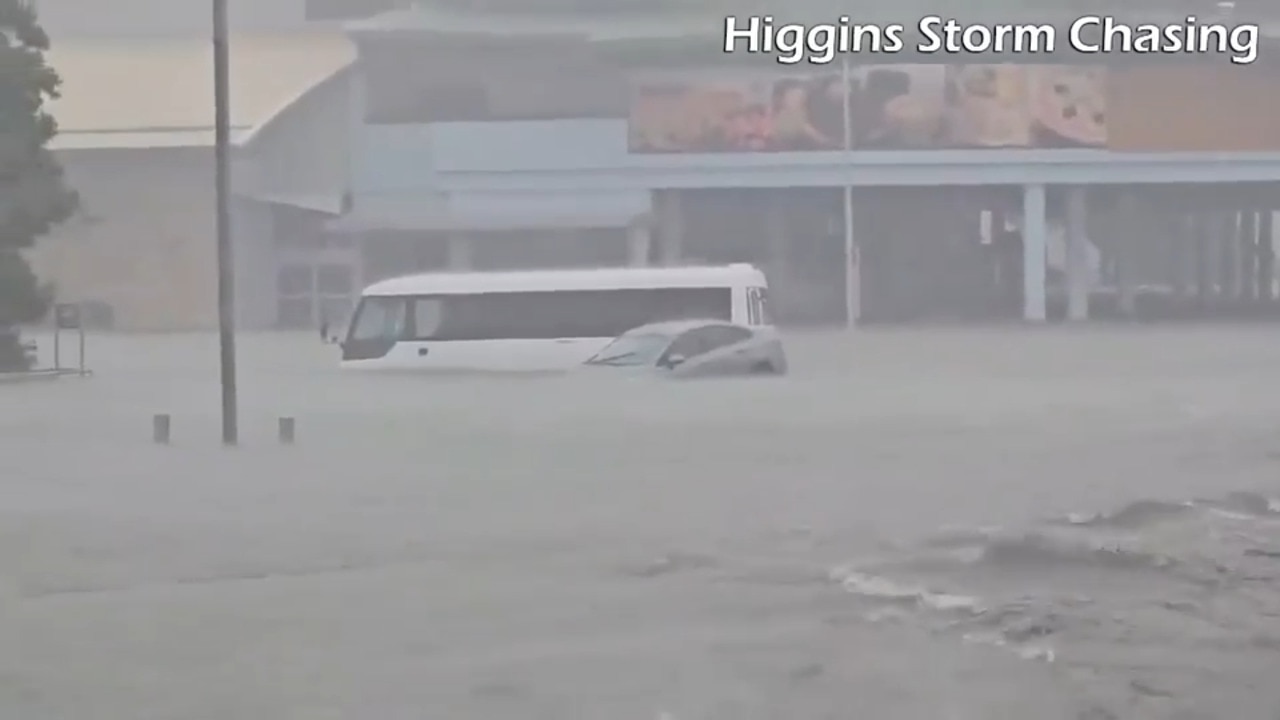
[629,64,1278,153]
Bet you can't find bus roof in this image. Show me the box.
[362,264,766,296]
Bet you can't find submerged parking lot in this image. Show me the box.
[3,327,1280,718]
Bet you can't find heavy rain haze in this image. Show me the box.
[6,0,1280,718]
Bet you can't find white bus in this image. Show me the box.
[340,264,772,371]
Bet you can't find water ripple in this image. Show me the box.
[830,491,1280,714]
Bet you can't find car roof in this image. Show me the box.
[623,319,746,335]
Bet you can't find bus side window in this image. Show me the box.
[410,297,445,339]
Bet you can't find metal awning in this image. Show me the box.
[325,191,650,232]
[246,193,350,215]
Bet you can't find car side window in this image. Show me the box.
[662,326,751,363]
[662,329,709,360]
[700,325,753,351]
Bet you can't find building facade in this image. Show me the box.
[27,0,361,330]
[31,1,1280,329]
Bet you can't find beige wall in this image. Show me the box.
[36,0,309,37]
[29,148,218,331]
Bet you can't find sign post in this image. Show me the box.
[53,305,67,369]
[52,302,88,374]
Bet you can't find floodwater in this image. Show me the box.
[3,327,1280,719]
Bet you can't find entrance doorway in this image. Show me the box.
[274,260,358,330]
[856,186,1016,323]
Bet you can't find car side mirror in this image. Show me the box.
[663,353,686,368]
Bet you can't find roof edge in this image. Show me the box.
[45,59,353,152]
[239,61,356,148]
[50,127,253,151]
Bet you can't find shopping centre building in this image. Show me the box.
[30,0,1280,329]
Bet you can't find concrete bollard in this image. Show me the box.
[152,413,171,444]
[277,416,295,444]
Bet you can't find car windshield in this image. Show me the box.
[584,332,673,366]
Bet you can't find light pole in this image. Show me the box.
[213,0,238,445]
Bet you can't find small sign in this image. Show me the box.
[54,303,81,330]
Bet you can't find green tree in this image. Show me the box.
[0,0,77,370]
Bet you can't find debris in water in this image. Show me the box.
[1128,679,1173,698]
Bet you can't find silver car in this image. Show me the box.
[583,319,787,377]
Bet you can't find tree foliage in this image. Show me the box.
[0,0,77,367]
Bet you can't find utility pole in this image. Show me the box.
[213,0,238,445]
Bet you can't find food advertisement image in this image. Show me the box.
[629,64,1108,152]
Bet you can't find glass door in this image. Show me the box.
[316,263,355,334]
[275,262,356,331]
[276,264,316,329]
